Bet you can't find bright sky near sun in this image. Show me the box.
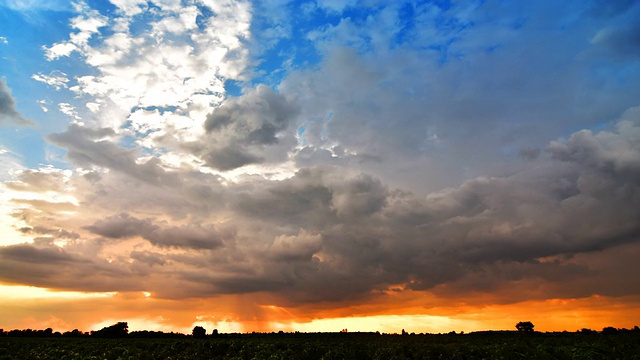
[1,0,640,334]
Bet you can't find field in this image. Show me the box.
[1,332,640,359]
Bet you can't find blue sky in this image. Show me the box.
[1,0,640,333]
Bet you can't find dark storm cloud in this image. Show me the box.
[214,115,640,302]
[2,114,639,304]
[85,213,224,250]
[0,116,640,304]
[0,242,146,292]
[130,250,166,267]
[0,79,32,126]
[194,85,299,170]
[85,213,157,239]
[0,244,74,263]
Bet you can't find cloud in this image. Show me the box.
[0,0,72,12]
[0,79,32,126]
[46,124,180,186]
[195,85,299,170]
[590,1,640,59]
[85,213,224,249]
[2,0,640,327]
[1,111,640,306]
[31,71,70,90]
[5,166,71,193]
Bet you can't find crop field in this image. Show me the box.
[1,332,640,360]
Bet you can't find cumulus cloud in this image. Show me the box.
[0,79,32,126]
[195,85,299,170]
[2,0,640,326]
[1,113,640,305]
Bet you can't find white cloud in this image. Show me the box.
[108,0,147,16]
[58,103,81,120]
[37,99,49,112]
[41,0,252,159]
[31,71,70,90]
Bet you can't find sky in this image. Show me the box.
[0,0,639,334]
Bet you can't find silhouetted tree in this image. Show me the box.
[602,326,618,335]
[516,321,534,333]
[91,322,128,338]
[211,329,219,337]
[192,326,206,338]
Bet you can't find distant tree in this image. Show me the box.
[211,329,219,336]
[63,329,85,337]
[602,326,618,335]
[91,322,128,338]
[516,321,535,333]
[192,326,206,338]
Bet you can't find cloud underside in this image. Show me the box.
[2,0,640,317]
[2,110,640,305]
[0,79,32,126]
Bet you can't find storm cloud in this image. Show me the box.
[196,85,299,170]
[1,0,640,332]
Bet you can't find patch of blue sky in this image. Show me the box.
[0,5,80,168]
[249,0,397,88]
[248,2,325,88]
[0,129,53,169]
[224,79,243,97]
[393,2,417,47]
[195,4,214,32]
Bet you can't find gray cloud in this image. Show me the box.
[0,79,32,126]
[47,124,180,186]
[590,2,640,59]
[4,115,640,303]
[5,168,68,193]
[279,1,640,195]
[85,213,224,250]
[2,1,640,312]
[194,85,299,170]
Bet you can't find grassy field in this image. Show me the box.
[1,332,639,359]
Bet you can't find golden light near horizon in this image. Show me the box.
[1,0,640,335]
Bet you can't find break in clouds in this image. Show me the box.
[1,0,640,311]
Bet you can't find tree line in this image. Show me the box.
[1,321,639,338]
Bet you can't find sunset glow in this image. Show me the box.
[1,0,639,335]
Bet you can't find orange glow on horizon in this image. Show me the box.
[0,282,638,335]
